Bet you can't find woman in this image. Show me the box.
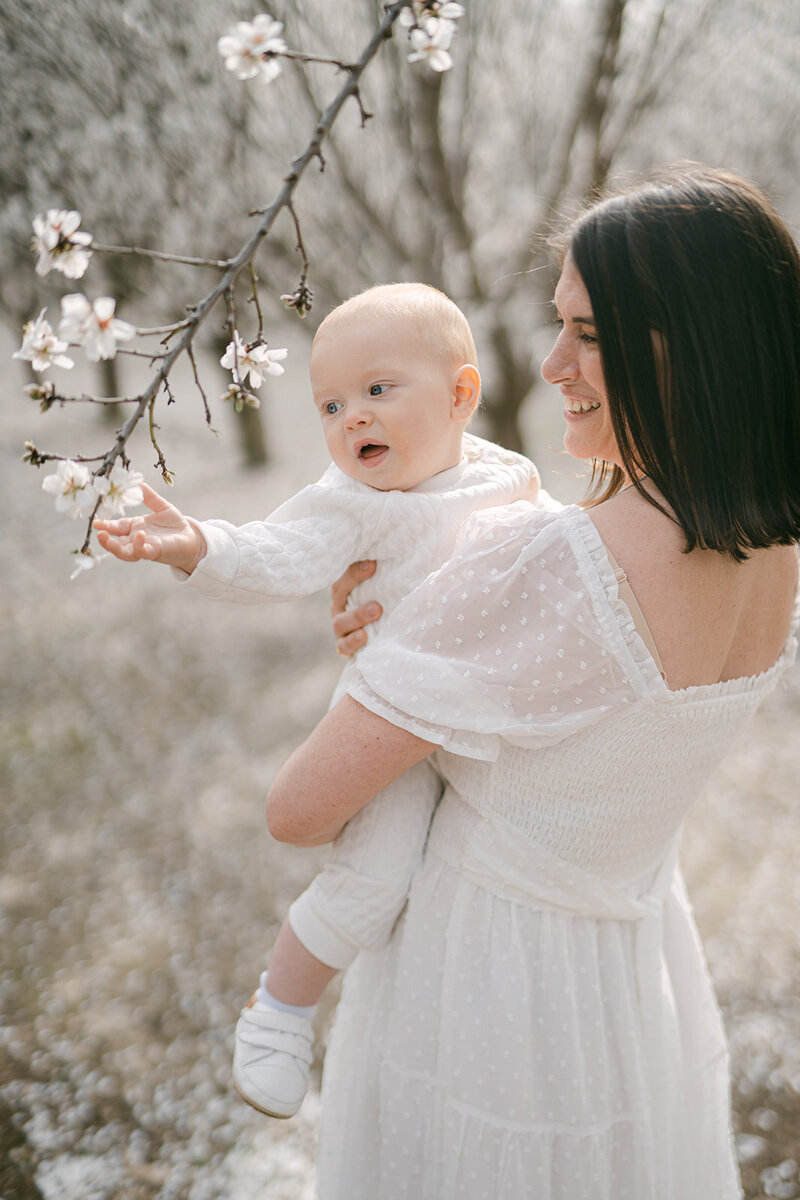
[267,166,800,1199]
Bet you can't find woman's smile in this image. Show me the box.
[541,255,620,467]
[562,391,601,416]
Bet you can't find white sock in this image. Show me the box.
[255,971,316,1019]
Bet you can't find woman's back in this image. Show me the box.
[425,503,798,889]
[589,485,799,691]
[348,502,799,888]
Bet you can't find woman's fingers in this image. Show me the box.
[331,601,382,638]
[333,600,383,657]
[330,560,376,616]
[330,562,381,657]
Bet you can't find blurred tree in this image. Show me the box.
[2,0,799,458]
[262,0,800,450]
[0,0,278,461]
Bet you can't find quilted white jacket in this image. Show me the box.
[177,434,541,653]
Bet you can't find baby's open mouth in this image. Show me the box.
[359,443,388,460]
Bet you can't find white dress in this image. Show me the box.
[176,434,540,969]
[314,503,800,1200]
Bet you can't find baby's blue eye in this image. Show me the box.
[369,383,388,396]
[324,400,343,415]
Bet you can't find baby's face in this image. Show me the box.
[309,312,467,491]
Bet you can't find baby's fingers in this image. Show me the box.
[95,528,133,559]
[93,515,133,535]
[95,527,151,562]
[132,530,159,559]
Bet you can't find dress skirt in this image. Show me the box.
[316,792,742,1200]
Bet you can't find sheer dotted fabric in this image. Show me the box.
[349,503,651,758]
[315,504,799,1200]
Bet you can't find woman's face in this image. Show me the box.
[541,255,622,470]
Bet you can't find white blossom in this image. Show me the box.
[218,14,287,83]
[42,460,98,520]
[70,546,109,580]
[13,309,74,372]
[32,209,93,278]
[407,18,456,72]
[399,2,465,29]
[94,462,145,516]
[58,294,136,362]
[220,381,261,413]
[220,333,287,388]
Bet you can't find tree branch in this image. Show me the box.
[77,3,409,484]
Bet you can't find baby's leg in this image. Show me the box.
[264,917,338,1005]
[233,758,441,1119]
[287,757,443,968]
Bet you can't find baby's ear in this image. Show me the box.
[451,364,481,423]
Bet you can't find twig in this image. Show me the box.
[187,343,212,426]
[287,201,311,283]
[248,263,265,342]
[224,285,242,385]
[115,347,168,360]
[90,242,229,269]
[136,318,195,337]
[278,49,354,71]
[50,394,137,405]
[149,395,173,484]
[36,1,410,525]
[80,494,104,554]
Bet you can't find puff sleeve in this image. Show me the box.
[346,505,646,760]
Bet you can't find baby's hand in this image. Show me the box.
[330,560,382,657]
[94,483,206,574]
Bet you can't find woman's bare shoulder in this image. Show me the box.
[585,487,798,688]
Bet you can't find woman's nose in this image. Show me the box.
[541,334,578,385]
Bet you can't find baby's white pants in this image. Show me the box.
[288,758,443,970]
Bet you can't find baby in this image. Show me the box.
[94,283,540,1118]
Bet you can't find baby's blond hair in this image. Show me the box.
[313,282,478,369]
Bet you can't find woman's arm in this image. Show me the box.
[266,695,435,847]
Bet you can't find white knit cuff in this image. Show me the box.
[288,890,360,971]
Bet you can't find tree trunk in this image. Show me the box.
[236,401,269,469]
[98,357,122,427]
[482,320,537,454]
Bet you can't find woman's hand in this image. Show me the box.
[94,482,206,574]
[330,560,383,656]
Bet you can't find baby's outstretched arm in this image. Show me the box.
[94,483,206,575]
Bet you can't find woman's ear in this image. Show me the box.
[450,364,481,423]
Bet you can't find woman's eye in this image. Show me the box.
[324,400,343,416]
[368,383,388,396]
[579,331,598,345]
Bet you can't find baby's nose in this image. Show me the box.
[345,406,373,430]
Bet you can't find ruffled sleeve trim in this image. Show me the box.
[346,677,502,761]
[573,512,800,703]
[569,513,667,700]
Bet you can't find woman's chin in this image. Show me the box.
[563,428,618,466]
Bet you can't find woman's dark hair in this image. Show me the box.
[564,165,800,559]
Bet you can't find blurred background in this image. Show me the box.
[1,1,800,1196]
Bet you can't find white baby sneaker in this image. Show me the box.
[233,995,314,1118]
